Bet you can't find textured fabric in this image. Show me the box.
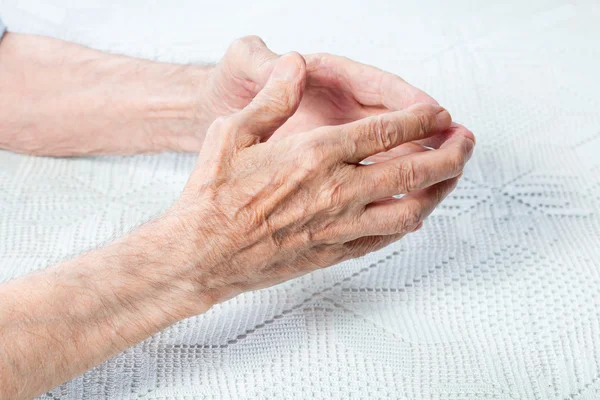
[1,0,600,399]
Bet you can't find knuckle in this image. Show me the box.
[394,160,419,192]
[324,180,346,211]
[416,110,432,136]
[227,38,246,55]
[301,137,329,161]
[241,35,265,47]
[313,220,342,244]
[304,53,334,71]
[297,161,321,182]
[424,108,439,132]
[405,108,431,137]
[351,121,369,146]
[370,116,396,150]
[229,35,265,54]
[291,142,323,176]
[396,205,423,232]
[283,51,304,66]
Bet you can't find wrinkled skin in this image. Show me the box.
[196,36,473,162]
[202,36,436,136]
[0,34,477,400]
[167,54,475,305]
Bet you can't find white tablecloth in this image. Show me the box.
[1,0,600,398]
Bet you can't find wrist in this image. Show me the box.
[126,61,214,153]
[99,215,216,326]
[51,212,218,348]
[147,200,246,307]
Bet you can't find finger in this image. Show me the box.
[362,142,429,164]
[353,177,460,237]
[354,132,473,202]
[324,103,451,163]
[231,52,307,146]
[304,53,438,110]
[342,232,407,260]
[364,123,475,164]
[223,36,279,86]
[415,122,476,149]
[306,233,406,269]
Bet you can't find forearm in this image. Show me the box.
[0,216,210,399]
[0,32,213,156]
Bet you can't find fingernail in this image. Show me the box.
[271,53,301,81]
[435,109,452,131]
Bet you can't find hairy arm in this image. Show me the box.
[0,216,210,399]
[0,32,212,156]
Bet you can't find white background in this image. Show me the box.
[1,0,600,398]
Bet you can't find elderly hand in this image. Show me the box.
[195,36,438,140]
[190,36,474,161]
[0,53,475,400]
[164,53,475,306]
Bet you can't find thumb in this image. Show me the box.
[233,52,306,144]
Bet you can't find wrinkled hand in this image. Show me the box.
[200,36,442,140]
[167,54,475,306]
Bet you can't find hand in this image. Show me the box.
[165,53,475,306]
[196,36,441,145]
[0,53,474,399]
